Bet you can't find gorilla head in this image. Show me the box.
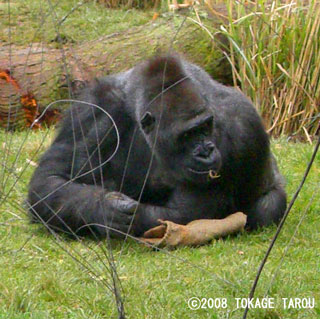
[135,55,222,184]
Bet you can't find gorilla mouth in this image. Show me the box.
[188,168,220,179]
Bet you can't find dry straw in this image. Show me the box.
[202,0,320,138]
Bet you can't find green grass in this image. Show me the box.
[0,1,318,317]
[0,130,319,319]
[0,0,152,46]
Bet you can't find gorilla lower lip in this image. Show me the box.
[188,168,211,175]
[188,168,220,179]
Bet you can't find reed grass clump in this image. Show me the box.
[204,0,319,138]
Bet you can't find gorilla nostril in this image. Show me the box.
[194,143,215,160]
[196,153,207,159]
[205,142,215,152]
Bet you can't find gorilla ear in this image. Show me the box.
[141,112,155,134]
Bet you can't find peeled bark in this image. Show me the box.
[140,212,247,247]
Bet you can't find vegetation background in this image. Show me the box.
[0,0,319,318]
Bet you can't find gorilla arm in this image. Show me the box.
[28,143,138,237]
[28,86,137,238]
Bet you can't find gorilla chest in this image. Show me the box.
[169,184,237,219]
[109,129,171,203]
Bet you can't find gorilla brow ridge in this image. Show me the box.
[145,75,190,111]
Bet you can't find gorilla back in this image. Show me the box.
[28,54,287,237]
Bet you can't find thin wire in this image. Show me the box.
[242,132,320,319]
[264,187,319,297]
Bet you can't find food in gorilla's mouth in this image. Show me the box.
[188,168,220,179]
[208,170,220,179]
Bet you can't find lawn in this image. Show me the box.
[1,0,319,318]
[0,1,152,46]
[0,130,319,319]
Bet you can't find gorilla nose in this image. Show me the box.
[194,142,215,164]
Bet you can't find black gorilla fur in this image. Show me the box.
[28,54,287,237]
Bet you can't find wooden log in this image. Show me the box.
[0,20,220,129]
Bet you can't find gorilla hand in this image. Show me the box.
[102,192,139,237]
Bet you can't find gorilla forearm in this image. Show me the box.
[28,148,134,237]
[245,186,287,229]
[243,156,287,229]
[29,174,110,236]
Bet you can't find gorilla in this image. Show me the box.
[28,54,287,238]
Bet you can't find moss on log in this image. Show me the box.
[0,19,230,129]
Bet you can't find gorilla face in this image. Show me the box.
[176,114,222,183]
[137,54,223,184]
[140,90,222,184]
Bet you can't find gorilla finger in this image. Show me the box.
[108,199,138,213]
[107,210,135,224]
[105,192,133,202]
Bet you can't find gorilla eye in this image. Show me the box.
[200,116,214,134]
[179,116,214,141]
[202,121,210,131]
[183,131,192,140]
[141,112,155,133]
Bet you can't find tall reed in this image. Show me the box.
[205,0,320,138]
